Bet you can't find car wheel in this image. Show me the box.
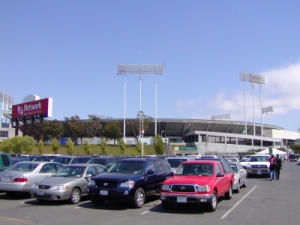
[236,182,241,193]
[225,184,232,199]
[37,199,47,203]
[247,174,251,178]
[131,188,145,208]
[6,191,16,196]
[69,188,81,204]
[207,191,217,212]
[91,198,105,206]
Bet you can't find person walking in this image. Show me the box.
[275,154,282,180]
[269,154,277,181]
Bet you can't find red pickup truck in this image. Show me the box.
[160,160,234,212]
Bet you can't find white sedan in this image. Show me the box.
[230,162,247,193]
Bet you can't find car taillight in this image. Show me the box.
[13,177,28,182]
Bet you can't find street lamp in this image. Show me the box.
[240,72,265,136]
[161,130,165,137]
[138,110,146,157]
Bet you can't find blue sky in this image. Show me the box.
[1,0,300,132]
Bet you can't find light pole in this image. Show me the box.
[138,110,146,157]
[240,72,265,136]
[117,64,165,138]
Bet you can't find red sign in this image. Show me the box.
[12,98,53,121]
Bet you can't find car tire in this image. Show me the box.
[91,198,105,206]
[206,191,217,212]
[247,174,251,178]
[225,184,232,200]
[69,188,81,204]
[131,188,145,208]
[236,182,240,193]
[37,199,47,203]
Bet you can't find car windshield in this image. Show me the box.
[6,163,39,172]
[52,157,72,165]
[167,158,187,168]
[250,156,269,162]
[176,163,214,176]
[107,161,145,174]
[230,164,238,173]
[54,166,86,178]
[88,158,108,166]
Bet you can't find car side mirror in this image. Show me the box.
[146,169,155,175]
[216,172,225,177]
[86,174,92,178]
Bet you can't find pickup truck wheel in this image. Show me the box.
[131,188,145,208]
[207,191,217,212]
[225,184,232,199]
[69,188,81,204]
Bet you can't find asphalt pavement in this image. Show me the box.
[0,162,299,225]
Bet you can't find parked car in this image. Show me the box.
[23,155,42,161]
[165,156,196,173]
[229,162,247,192]
[30,164,107,204]
[86,157,173,208]
[11,158,21,165]
[0,153,12,172]
[200,155,218,159]
[226,157,240,163]
[51,156,92,165]
[0,161,64,196]
[239,158,250,169]
[246,154,270,178]
[160,160,234,212]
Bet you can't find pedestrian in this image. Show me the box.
[275,154,282,180]
[269,154,277,181]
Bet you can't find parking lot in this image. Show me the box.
[0,162,300,225]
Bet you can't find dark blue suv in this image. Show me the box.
[87,157,173,208]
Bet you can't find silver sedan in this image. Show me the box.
[0,161,64,196]
[230,162,247,193]
[30,163,107,204]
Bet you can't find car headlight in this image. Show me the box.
[195,185,210,192]
[120,180,134,189]
[50,185,68,190]
[31,183,37,189]
[161,184,171,191]
[89,179,96,186]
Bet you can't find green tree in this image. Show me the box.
[37,139,44,155]
[100,139,107,155]
[136,140,142,155]
[290,144,300,153]
[66,138,74,155]
[126,116,152,142]
[85,114,103,142]
[154,134,165,155]
[84,140,91,155]
[65,115,87,144]
[51,138,60,154]
[103,120,122,145]
[10,136,23,154]
[21,135,35,154]
[119,138,126,156]
[0,138,11,153]
[42,120,64,140]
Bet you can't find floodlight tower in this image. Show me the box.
[240,72,265,136]
[116,64,165,140]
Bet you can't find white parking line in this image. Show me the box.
[141,211,150,215]
[221,185,257,219]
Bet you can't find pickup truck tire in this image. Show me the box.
[131,188,145,208]
[206,191,217,212]
[225,184,233,199]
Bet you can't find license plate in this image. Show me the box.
[257,170,262,175]
[37,191,44,196]
[100,190,108,196]
[2,176,10,182]
[177,196,187,203]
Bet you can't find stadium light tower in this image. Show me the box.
[116,64,165,140]
[240,72,265,136]
[262,106,274,136]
